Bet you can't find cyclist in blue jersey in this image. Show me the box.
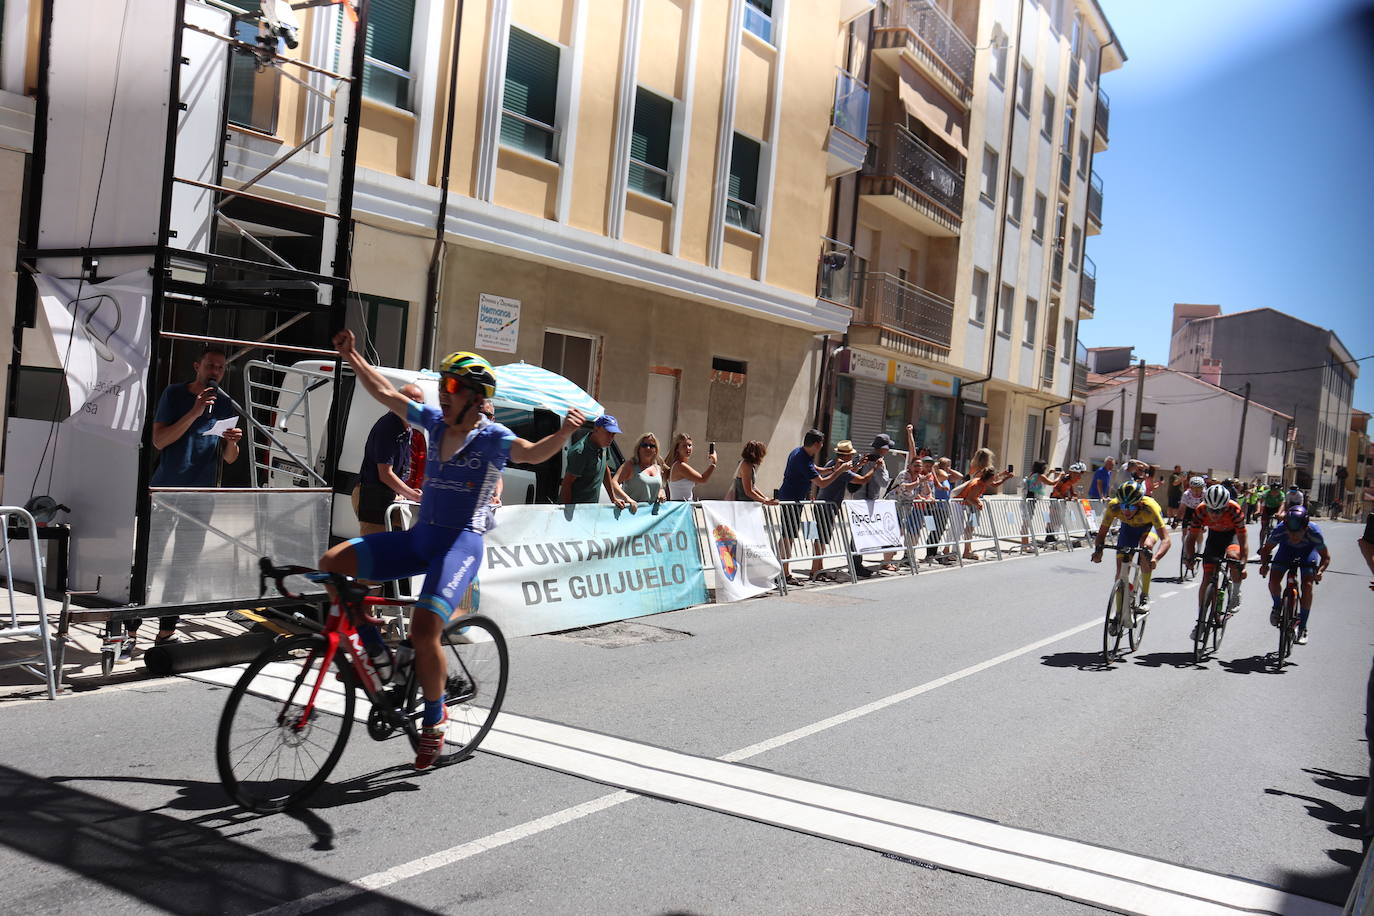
[320,330,586,769]
[1258,505,1330,646]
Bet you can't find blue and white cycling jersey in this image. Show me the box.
[406,402,515,533]
[1266,522,1326,567]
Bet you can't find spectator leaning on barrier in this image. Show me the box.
[1089,457,1115,499]
[561,415,632,509]
[615,431,668,507]
[925,457,959,563]
[666,433,716,501]
[954,449,1014,561]
[1020,461,1062,552]
[776,429,853,585]
[354,383,426,537]
[729,440,778,505]
[809,440,861,582]
[852,434,898,574]
[131,344,244,659]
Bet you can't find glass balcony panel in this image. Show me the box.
[817,238,856,306]
[832,69,871,140]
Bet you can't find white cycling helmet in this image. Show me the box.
[1069,462,1086,473]
[1285,487,1305,505]
[1189,476,1205,488]
[1204,483,1231,511]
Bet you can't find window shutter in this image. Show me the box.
[502,28,560,157]
[728,134,760,204]
[366,0,415,69]
[629,88,672,198]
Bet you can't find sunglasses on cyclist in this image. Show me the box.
[439,375,473,395]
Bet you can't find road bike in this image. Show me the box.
[1177,539,1198,582]
[1270,563,1318,670]
[1259,510,1274,546]
[1193,556,1243,664]
[215,558,508,812]
[1101,544,1152,662]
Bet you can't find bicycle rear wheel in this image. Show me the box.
[216,634,356,812]
[436,615,509,766]
[1127,569,1147,655]
[1277,594,1296,667]
[1103,580,1125,662]
[1194,582,1215,663]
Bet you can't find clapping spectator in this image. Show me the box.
[666,433,717,501]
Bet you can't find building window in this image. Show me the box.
[542,330,597,395]
[1070,226,1082,269]
[743,0,773,43]
[1062,317,1073,354]
[629,87,673,201]
[502,27,561,161]
[1041,89,1055,140]
[726,133,762,232]
[1032,192,1047,241]
[999,284,1015,336]
[1094,408,1113,447]
[980,146,998,202]
[1077,132,1090,177]
[1007,171,1024,225]
[1139,412,1157,451]
[831,374,854,445]
[1017,61,1033,113]
[337,0,417,110]
[990,25,1008,86]
[971,268,989,325]
[346,293,409,368]
[228,19,281,133]
[1061,104,1075,153]
[1024,296,1038,344]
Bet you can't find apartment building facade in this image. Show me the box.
[1167,304,1358,500]
[822,0,1122,468]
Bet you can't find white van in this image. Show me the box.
[242,359,619,540]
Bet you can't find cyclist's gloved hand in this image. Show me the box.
[1090,550,1102,564]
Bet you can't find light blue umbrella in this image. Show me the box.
[491,362,603,422]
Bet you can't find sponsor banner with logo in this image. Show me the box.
[1080,499,1098,530]
[700,500,781,602]
[477,503,706,638]
[845,499,903,552]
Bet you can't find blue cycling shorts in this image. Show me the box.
[1270,546,1319,574]
[1115,523,1152,551]
[348,524,483,624]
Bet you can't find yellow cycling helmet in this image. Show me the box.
[437,351,497,399]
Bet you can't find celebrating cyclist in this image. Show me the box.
[1258,505,1330,646]
[319,330,586,770]
[1091,481,1171,623]
[1192,483,1249,640]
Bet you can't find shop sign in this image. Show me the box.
[842,349,956,395]
[476,294,521,353]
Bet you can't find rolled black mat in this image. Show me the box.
[143,633,278,677]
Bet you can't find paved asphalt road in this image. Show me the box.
[2,521,1372,915]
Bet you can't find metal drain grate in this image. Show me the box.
[545,621,693,648]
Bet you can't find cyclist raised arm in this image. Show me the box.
[1258,505,1330,645]
[1091,481,1172,611]
[322,330,584,770]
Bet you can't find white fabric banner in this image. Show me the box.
[34,269,152,445]
[700,500,781,602]
[845,499,903,552]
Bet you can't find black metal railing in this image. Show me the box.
[1073,359,1089,396]
[884,0,976,101]
[1068,57,1080,98]
[1080,255,1096,311]
[1094,89,1110,141]
[1051,249,1064,289]
[1059,150,1072,190]
[1087,171,1103,224]
[817,237,856,306]
[863,126,964,229]
[857,272,955,349]
[1042,346,1057,385]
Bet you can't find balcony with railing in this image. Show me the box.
[817,237,856,307]
[1041,346,1057,387]
[1094,89,1110,147]
[853,272,955,354]
[1087,171,1103,230]
[1051,247,1064,290]
[860,126,964,236]
[1068,57,1080,99]
[1058,149,1072,191]
[1079,255,1096,316]
[1073,341,1090,397]
[826,69,871,176]
[873,0,976,105]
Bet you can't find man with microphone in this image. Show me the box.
[124,344,243,659]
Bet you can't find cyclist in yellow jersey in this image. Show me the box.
[1091,481,1172,612]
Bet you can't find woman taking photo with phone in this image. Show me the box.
[666,433,718,501]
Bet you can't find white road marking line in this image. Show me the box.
[203,610,1332,916]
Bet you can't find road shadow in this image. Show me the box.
[1132,651,1202,669]
[1039,651,1122,672]
[1263,766,1371,903]
[1217,653,1286,676]
[0,763,437,914]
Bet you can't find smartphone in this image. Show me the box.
[1007,464,1014,474]
[708,441,716,455]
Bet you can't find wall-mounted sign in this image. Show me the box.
[839,349,957,396]
[476,294,521,353]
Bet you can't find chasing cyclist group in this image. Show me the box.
[1090,476,1330,646]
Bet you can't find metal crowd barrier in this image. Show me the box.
[764,500,859,588]
[0,507,57,700]
[903,499,966,567]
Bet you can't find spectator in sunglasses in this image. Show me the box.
[614,431,668,509]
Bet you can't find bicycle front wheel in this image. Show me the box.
[1277,596,1295,666]
[436,615,509,766]
[1211,584,1229,655]
[216,634,356,812]
[1103,580,1125,662]
[1194,582,1215,663]
[1127,571,1147,655]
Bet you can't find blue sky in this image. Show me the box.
[1083,0,1374,414]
